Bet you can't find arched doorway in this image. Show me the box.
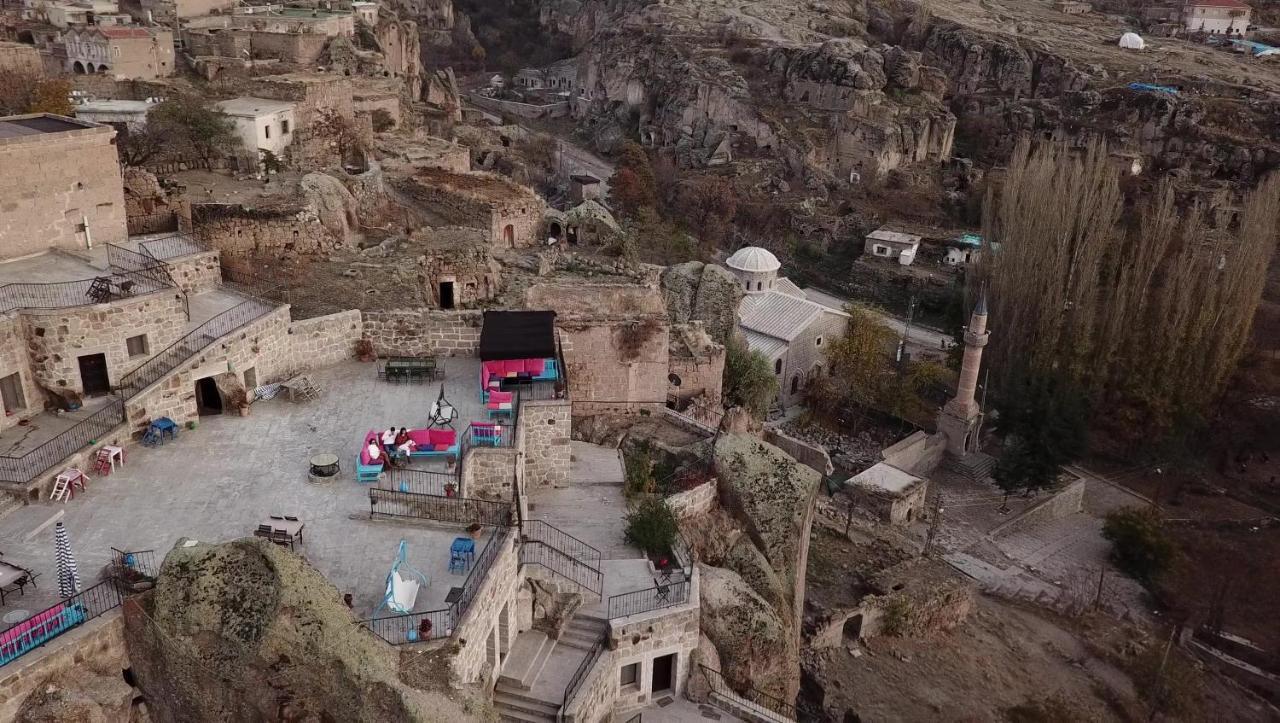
[842,614,863,642]
[73,60,85,74]
[502,224,515,246]
[790,374,800,395]
[97,64,110,74]
[548,221,562,241]
[195,377,224,415]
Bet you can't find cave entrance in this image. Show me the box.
[503,224,515,246]
[439,280,455,310]
[548,221,562,242]
[842,614,863,642]
[195,376,223,416]
[651,653,675,694]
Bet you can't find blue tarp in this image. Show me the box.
[1230,39,1280,56]
[1128,82,1179,96]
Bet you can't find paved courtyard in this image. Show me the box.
[0,359,498,618]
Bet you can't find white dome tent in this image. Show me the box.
[1119,32,1145,50]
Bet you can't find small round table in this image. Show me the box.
[3,610,30,626]
[308,453,340,484]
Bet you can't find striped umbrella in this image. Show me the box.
[54,521,81,599]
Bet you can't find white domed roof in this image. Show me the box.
[726,246,780,273]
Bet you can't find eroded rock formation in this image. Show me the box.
[660,261,742,346]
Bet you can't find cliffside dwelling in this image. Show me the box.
[727,246,849,408]
[400,167,548,247]
[863,227,922,265]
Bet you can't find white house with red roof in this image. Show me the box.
[1183,0,1251,35]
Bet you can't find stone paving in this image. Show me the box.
[0,359,497,619]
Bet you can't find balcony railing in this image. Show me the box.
[699,664,797,722]
[114,297,276,399]
[384,467,455,497]
[519,520,602,597]
[0,400,126,484]
[368,487,514,527]
[1,579,124,667]
[606,579,691,620]
[140,234,207,261]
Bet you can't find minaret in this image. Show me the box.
[938,290,989,457]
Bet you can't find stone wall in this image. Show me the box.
[283,310,362,369]
[0,42,42,76]
[163,250,222,294]
[763,428,834,477]
[668,344,724,406]
[248,31,331,65]
[467,93,570,120]
[517,399,571,488]
[461,446,518,499]
[559,319,669,415]
[879,430,947,476]
[666,479,717,519]
[0,119,127,260]
[449,527,521,686]
[23,290,189,396]
[361,309,483,357]
[778,310,847,408]
[605,569,701,715]
[989,476,1086,539]
[192,203,344,258]
[0,314,44,433]
[0,610,130,722]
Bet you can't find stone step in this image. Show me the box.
[493,686,560,721]
[498,631,555,691]
[558,630,600,652]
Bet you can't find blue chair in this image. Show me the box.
[449,537,475,574]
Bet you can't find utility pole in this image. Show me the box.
[1147,626,1178,722]
[924,492,944,556]
[897,294,917,364]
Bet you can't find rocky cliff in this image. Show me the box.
[122,538,486,723]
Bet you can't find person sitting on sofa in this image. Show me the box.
[381,427,398,447]
[366,439,384,466]
[394,427,417,457]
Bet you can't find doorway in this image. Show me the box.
[78,353,111,396]
[195,377,223,415]
[651,653,675,694]
[439,280,455,309]
[503,224,515,246]
[842,614,863,642]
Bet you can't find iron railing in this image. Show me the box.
[114,297,276,399]
[562,633,607,715]
[0,400,126,484]
[449,526,510,623]
[126,211,181,236]
[368,487,514,527]
[699,664,797,721]
[1,579,124,667]
[0,275,156,314]
[385,467,456,497]
[606,580,691,620]
[110,547,158,580]
[140,234,207,261]
[106,243,177,295]
[519,520,602,597]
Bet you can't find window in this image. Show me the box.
[774,359,783,375]
[0,372,26,412]
[243,366,257,391]
[620,663,639,688]
[281,119,290,134]
[125,334,149,357]
[264,124,271,139]
[873,244,891,256]
[815,336,823,347]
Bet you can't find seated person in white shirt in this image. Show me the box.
[366,440,384,466]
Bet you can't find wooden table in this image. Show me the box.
[380,357,442,383]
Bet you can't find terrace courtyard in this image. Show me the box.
[0,358,507,619]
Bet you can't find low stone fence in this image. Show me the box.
[988,476,1086,539]
[285,310,362,371]
[461,446,518,499]
[879,430,946,476]
[164,249,222,295]
[362,309,483,357]
[667,479,717,519]
[0,610,129,721]
[467,93,570,120]
[763,427,833,477]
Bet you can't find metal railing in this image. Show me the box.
[106,243,177,295]
[368,487,514,527]
[0,400,126,484]
[562,633,607,715]
[606,580,691,619]
[114,297,276,399]
[699,665,797,721]
[519,520,603,597]
[356,527,513,645]
[1,579,124,667]
[140,234,207,261]
[126,211,182,236]
[385,467,456,497]
[110,547,158,580]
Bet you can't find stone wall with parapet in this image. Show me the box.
[666,479,717,519]
[163,250,222,294]
[22,290,189,396]
[362,309,482,357]
[989,476,1086,539]
[283,310,362,371]
[879,430,947,477]
[517,399,571,488]
[559,319,669,415]
[461,446,518,500]
[0,610,131,722]
[449,527,521,686]
[603,568,701,717]
[0,314,43,434]
[763,428,834,477]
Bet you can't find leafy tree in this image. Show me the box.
[721,335,777,419]
[624,497,679,558]
[0,73,72,116]
[27,79,73,116]
[616,209,698,265]
[259,149,284,175]
[992,373,1088,493]
[824,306,898,409]
[116,123,166,167]
[148,95,240,164]
[608,142,658,218]
[673,175,738,247]
[1102,507,1176,583]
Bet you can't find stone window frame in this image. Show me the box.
[619,661,639,689]
[125,333,150,358]
[0,371,27,412]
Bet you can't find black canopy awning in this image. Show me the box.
[479,310,557,361]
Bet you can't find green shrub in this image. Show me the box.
[1102,507,1176,583]
[624,498,679,558]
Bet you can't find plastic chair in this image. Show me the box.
[448,552,467,574]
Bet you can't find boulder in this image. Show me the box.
[122,538,479,723]
[660,261,743,345]
[17,673,134,723]
[698,564,796,701]
[301,173,361,247]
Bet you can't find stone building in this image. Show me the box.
[398,168,548,248]
[0,114,127,259]
[64,26,174,79]
[666,322,725,412]
[213,97,296,160]
[414,229,503,309]
[72,98,158,129]
[181,8,357,67]
[1183,0,1251,34]
[726,246,849,408]
[139,0,235,22]
[844,462,929,525]
[0,41,42,75]
[863,227,921,265]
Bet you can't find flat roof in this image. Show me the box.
[214,97,295,117]
[75,99,157,113]
[849,462,924,495]
[0,113,100,139]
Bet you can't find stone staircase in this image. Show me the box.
[558,610,606,652]
[494,631,560,722]
[0,491,24,522]
[946,451,996,481]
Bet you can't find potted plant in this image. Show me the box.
[444,482,458,498]
[467,522,483,540]
[356,339,376,362]
[227,388,251,417]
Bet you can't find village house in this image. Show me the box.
[399,168,548,247]
[72,97,158,129]
[0,113,127,257]
[213,97,296,161]
[727,246,849,408]
[137,0,235,23]
[844,462,929,525]
[944,232,982,266]
[863,227,922,266]
[1183,0,1251,33]
[63,25,173,78]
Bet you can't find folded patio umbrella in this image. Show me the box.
[54,521,81,599]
